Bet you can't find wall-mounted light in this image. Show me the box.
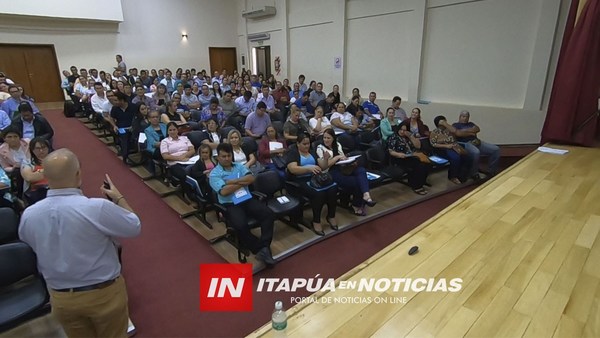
[181,33,188,39]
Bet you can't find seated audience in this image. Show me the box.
[21,137,50,204]
[220,90,239,120]
[211,82,223,99]
[209,143,276,265]
[201,119,222,156]
[271,81,290,109]
[198,85,214,109]
[244,102,271,139]
[283,106,311,142]
[109,92,136,164]
[392,96,408,121]
[161,101,187,125]
[309,82,326,108]
[132,103,150,137]
[160,70,177,95]
[200,98,226,128]
[317,129,376,216]
[407,107,432,154]
[257,85,280,121]
[0,126,30,173]
[329,85,341,105]
[152,84,170,112]
[387,122,431,194]
[452,110,500,177]
[330,102,359,141]
[160,122,195,184]
[227,129,256,169]
[144,110,168,168]
[258,125,287,175]
[347,95,365,117]
[309,106,332,138]
[317,93,336,115]
[132,85,155,109]
[430,115,470,184]
[362,91,381,116]
[189,143,216,194]
[2,85,40,118]
[294,92,314,117]
[182,84,201,111]
[380,107,399,146]
[11,102,54,143]
[285,133,337,236]
[91,82,109,117]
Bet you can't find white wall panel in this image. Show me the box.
[345,12,411,100]
[420,0,542,108]
[288,23,338,89]
[0,0,123,22]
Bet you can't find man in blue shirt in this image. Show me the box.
[209,143,276,265]
[362,92,381,117]
[452,110,500,178]
[1,85,40,119]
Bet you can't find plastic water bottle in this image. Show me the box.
[272,300,287,332]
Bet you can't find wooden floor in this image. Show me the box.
[250,144,600,338]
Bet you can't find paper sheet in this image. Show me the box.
[537,146,569,155]
[336,155,361,165]
[175,154,199,165]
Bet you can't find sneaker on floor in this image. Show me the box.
[255,247,276,266]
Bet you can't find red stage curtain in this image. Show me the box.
[541,0,600,146]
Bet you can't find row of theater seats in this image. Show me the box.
[0,207,51,333]
[74,103,445,262]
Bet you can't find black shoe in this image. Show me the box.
[255,247,276,266]
[312,222,325,236]
[472,174,481,181]
[326,217,338,231]
[364,199,377,207]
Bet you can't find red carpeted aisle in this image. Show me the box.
[44,109,474,337]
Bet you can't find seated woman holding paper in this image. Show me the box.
[309,106,332,138]
[387,122,431,195]
[258,125,287,176]
[160,122,196,184]
[286,133,337,236]
[317,129,375,216]
[227,129,257,169]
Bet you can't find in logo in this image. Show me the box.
[199,264,253,312]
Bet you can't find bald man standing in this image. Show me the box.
[19,149,141,338]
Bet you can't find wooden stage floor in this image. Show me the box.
[250,144,600,337]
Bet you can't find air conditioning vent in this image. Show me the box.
[247,33,270,42]
[242,6,276,19]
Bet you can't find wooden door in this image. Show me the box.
[209,47,237,76]
[0,44,64,102]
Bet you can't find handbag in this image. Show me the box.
[271,156,287,170]
[413,152,431,164]
[310,172,333,189]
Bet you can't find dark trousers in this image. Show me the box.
[296,178,337,223]
[169,163,190,184]
[225,198,275,254]
[330,166,369,207]
[392,157,430,190]
[118,131,132,163]
[441,148,469,181]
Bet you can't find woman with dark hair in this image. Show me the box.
[211,81,223,99]
[430,115,470,184]
[407,107,432,154]
[110,79,118,91]
[161,101,187,125]
[286,133,337,235]
[21,137,50,204]
[387,122,431,194]
[0,126,30,174]
[347,95,365,117]
[318,129,375,216]
[259,125,287,176]
[132,103,150,137]
[380,107,399,146]
[160,122,195,184]
[152,83,170,111]
[201,119,221,156]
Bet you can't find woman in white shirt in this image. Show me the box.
[309,106,332,138]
